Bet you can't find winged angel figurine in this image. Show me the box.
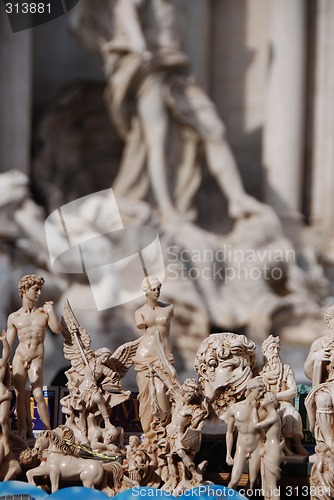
[60,300,141,447]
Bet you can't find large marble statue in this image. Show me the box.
[69,0,263,224]
[6,274,62,440]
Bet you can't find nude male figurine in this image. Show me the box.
[6,274,62,439]
[226,377,265,491]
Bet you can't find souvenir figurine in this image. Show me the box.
[226,377,265,491]
[260,334,307,456]
[133,275,177,440]
[0,331,21,480]
[6,274,62,440]
[305,305,334,498]
[124,435,160,487]
[305,305,334,448]
[26,426,124,494]
[162,379,208,493]
[60,299,141,447]
[310,443,334,500]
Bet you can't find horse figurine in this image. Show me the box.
[26,428,124,494]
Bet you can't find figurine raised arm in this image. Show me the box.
[133,275,176,439]
[6,274,62,440]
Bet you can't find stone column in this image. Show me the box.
[184,0,211,91]
[310,0,334,242]
[263,0,306,220]
[0,9,33,173]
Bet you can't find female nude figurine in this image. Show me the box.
[256,392,284,500]
[133,275,175,437]
[6,274,62,439]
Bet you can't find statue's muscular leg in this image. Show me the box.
[29,360,51,431]
[228,447,247,490]
[187,83,263,218]
[92,392,114,431]
[248,447,261,490]
[12,355,30,440]
[137,74,180,221]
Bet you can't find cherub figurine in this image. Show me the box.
[61,299,141,447]
[6,274,62,440]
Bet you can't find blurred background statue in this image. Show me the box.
[70,0,263,223]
